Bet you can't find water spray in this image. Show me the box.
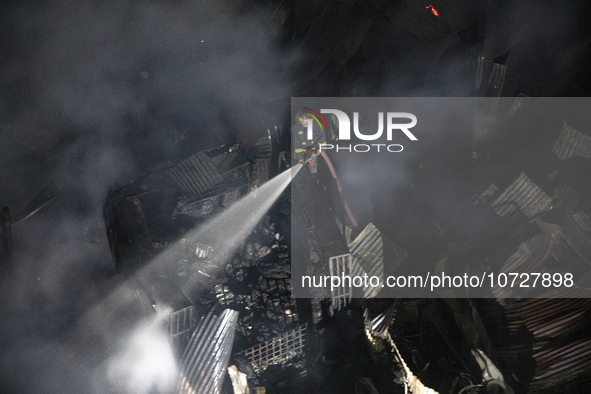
[76,164,302,390]
[178,163,302,266]
[84,164,302,318]
[141,163,302,275]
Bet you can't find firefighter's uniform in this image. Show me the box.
[292,120,327,163]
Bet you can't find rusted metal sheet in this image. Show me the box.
[498,297,591,389]
[348,223,408,298]
[504,298,591,338]
[530,338,591,390]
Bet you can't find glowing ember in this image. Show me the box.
[425,5,440,17]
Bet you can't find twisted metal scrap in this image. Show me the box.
[364,309,439,394]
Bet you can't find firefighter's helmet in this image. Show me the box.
[296,111,312,122]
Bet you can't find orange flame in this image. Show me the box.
[425,5,440,17]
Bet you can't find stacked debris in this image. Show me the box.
[102,134,312,392]
[103,143,269,273]
[217,213,301,343]
[100,96,591,393]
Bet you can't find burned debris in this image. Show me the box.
[2,1,591,394]
[95,95,591,393]
[100,131,313,391]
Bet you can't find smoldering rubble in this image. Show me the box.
[1,1,591,394]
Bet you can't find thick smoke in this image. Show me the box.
[1,0,591,392]
[106,309,177,394]
[0,1,292,393]
[0,0,291,203]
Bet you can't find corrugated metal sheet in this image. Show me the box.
[552,121,591,160]
[474,61,506,122]
[347,255,366,298]
[221,162,251,186]
[177,309,239,394]
[170,306,194,352]
[252,131,272,159]
[530,338,591,390]
[538,269,591,298]
[349,224,382,298]
[491,172,553,218]
[348,223,408,298]
[144,275,195,352]
[504,298,591,338]
[487,62,506,98]
[166,152,223,197]
[497,297,591,390]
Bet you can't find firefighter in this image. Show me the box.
[292,111,327,169]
